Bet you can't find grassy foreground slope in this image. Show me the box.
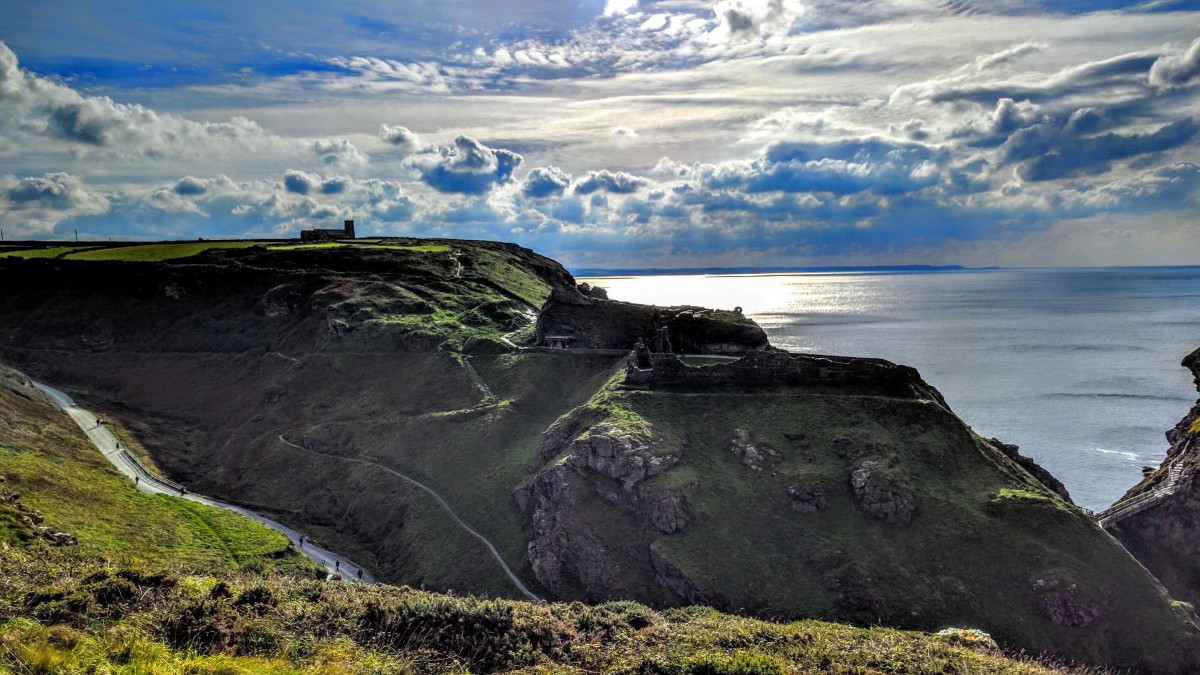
[0,361,320,577]
[0,360,1086,674]
[0,546,1091,675]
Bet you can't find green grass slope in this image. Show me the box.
[519,363,1200,673]
[0,362,320,577]
[0,544,1092,674]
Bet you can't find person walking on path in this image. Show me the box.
[134,476,139,486]
[357,569,362,580]
[298,535,305,548]
[335,560,340,572]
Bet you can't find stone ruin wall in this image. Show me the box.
[624,350,930,396]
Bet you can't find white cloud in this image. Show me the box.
[1149,37,1200,90]
[379,124,420,151]
[0,172,110,233]
[0,42,369,175]
[604,0,639,17]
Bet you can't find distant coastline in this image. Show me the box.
[573,264,980,277]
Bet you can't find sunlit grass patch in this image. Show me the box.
[0,246,91,259]
[64,241,257,261]
[268,241,451,253]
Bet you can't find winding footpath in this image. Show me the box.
[276,434,541,602]
[32,381,375,584]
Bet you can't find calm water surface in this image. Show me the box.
[581,267,1200,511]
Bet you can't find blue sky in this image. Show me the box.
[1,0,1199,268]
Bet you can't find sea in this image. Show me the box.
[579,267,1200,512]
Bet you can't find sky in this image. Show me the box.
[1,0,1199,268]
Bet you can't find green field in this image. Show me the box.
[0,246,90,259]
[267,241,451,253]
[63,241,259,261]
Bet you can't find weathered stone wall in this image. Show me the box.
[624,350,947,404]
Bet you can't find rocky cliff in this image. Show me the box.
[1109,347,1200,606]
[518,350,1200,673]
[535,289,769,354]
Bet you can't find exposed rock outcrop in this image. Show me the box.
[787,484,829,513]
[730,428,781,471]
[1109,346,1200,605]
[849,458,915,525]
[1,476,77,547]
[523,464,621,598]
[518,408,693,598]
[1033,578,1105,628]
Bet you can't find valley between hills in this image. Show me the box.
[2,238,1200,674]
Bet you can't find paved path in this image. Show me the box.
[276,434,541,602]
[32,381,374,584]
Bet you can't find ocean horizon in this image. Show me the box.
[581,266,1200,512]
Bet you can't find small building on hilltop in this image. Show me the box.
[301,219,356,242]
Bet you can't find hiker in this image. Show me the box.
[357,569,362,580]
[134,476,139,486]
[96,417,102,427]
[179,486,185,496]
[335,560,340,571]
[298,535,305,548]
[115,441,120,450]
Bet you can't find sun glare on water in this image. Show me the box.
[580,273,870,317]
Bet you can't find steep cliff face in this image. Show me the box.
[1110,347,1200,606]
[535,290,769,354]
[0,240,575,356]
[519,352,1200,673]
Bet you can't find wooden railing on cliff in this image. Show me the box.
[119,448,187,494]
[1094,460,1186,529]
[461,356,498,403]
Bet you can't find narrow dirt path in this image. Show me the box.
[276,434,542,602]
[32,381,375,584]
